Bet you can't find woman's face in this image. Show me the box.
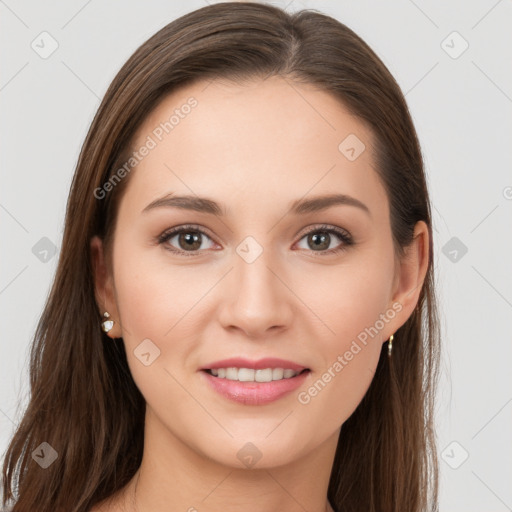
[93,76,427,469]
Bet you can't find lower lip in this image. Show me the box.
[200,370,311,405]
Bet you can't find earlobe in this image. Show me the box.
[390,221,430,326]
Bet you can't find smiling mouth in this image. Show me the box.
[203,367,310,382]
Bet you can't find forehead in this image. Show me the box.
[122,76,386,218]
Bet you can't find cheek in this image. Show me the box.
[294,283,387,438]
[331,273,391,343]
[112,239,203,339]
[306,252,394,347]
[296,257,393,423]
[111,249,200,415]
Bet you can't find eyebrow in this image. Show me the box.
[142,193,370,217]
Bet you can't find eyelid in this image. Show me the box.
[298,223,352,241]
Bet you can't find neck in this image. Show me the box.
[121,407,339,512]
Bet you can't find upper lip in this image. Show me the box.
[200,357,309,372]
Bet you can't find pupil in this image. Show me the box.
[311,232,329,250]
[180,232,201,250]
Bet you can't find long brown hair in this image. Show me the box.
[1,3,440,511]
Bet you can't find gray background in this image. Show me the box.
[1,0,511,510]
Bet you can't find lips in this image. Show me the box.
[200,367,311,405]
[200,357,308,372]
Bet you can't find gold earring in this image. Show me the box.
[388,334,394,357]
[101,312,114,333]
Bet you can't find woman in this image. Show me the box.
[1,2,440,511]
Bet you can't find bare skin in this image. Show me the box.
[90,76,429,512]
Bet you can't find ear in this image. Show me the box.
[90,235,122,338]
[387,220,430,337]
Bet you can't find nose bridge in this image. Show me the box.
[219,238,292,336]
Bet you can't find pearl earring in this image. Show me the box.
[101,312,114,333]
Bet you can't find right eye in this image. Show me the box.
[157,224,218,256]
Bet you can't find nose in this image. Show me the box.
[218,248,294,339]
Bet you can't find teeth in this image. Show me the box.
[255,368,272,382]
[272,368,284,380]
[238,368,255,381]
[226,367,238,380]
[209,367,302,382]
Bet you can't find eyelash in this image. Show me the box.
[157,223,354,257]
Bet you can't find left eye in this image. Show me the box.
[295,227,350,253]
